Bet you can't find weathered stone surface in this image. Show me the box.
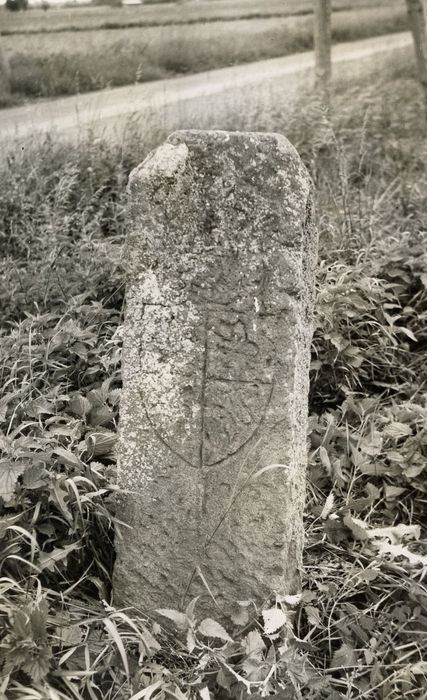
[113,130,317,621]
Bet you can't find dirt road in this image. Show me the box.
[0,32,411,151]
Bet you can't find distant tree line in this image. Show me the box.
[5,0,29,10]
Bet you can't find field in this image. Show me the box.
[0,55,426,698]
[0,0,398,34]
[1,1,408,105]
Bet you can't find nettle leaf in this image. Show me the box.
[30,599,49,643]
[0,459,26,502]
[384,485,406,500]
[216,668,233,692]
[185,596,199,625]
[23,464,48,490]
[108,388,122,406]
[330,642,357,669]
[85,430,116,457]
[244,630,265,658]
[0,390,22,422]
[59,624,83,647]
[359,431,383,456]
[396,326,417,342]
[13,608,32,639]
[156,608,189,630]
[38,543,80,572]
[87,389,106,408]
[262,607,287,635]
[241,656,269,682]
[89,404,114,427]
[320,491,334,520]
[318,446,332,475]
[53,447,83,469]
[197,618,232,642]
[304,605,321,627]
[27,396,56,418]
[383,421,412,439]
[68,395,91,418]
[230,601,250,627]
[280,593,302,607]
[368,524,420,544]
[343,513,369,541]
[22,646,51,683]
[186,627,197,653]
[140,624,161,654]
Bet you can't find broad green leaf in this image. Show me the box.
[156,608,188,630]
[343,513,369,541]
[198,618,232,642]
[359,431,383,456]
[230,601,250,627]
[376,542,427,568]
[186,628,196,653]
[262,607,287,635]
[38,543,79,572]
[85,430,116,456]
[304,605,321,627]
[320,491,334,520]
[59,624,83,647]
[140,624,161,654]
[53,447,82,469]
[396,326,417,342]
[330,643,357,669]
[280,593,302,607]
[244,630,265,658]
[384,485,406,500]
[68,394,91,418]
[0,460,26,502]
[368,523,420,543]
[319,446,331,474]
[383,421,412,439]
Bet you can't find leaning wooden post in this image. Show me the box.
[314,0,332,109]
[405,0,427,114]
[0,42,11,104]
[113,130,317,621]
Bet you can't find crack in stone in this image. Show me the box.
[199,314,209,470]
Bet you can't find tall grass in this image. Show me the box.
[0,68,426,698]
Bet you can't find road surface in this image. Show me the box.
[0,32,411,151]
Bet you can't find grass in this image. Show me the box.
[0,62,427,698]
[1,4,408,105]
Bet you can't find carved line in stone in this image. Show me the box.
[135,300,277,468]
[139,381,274,470]
[207,375,272,385]
[205,380,274,467]
[140,397,197,469]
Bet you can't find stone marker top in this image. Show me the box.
[126,130,314,315]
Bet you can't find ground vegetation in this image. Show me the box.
[0,63,426,699]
